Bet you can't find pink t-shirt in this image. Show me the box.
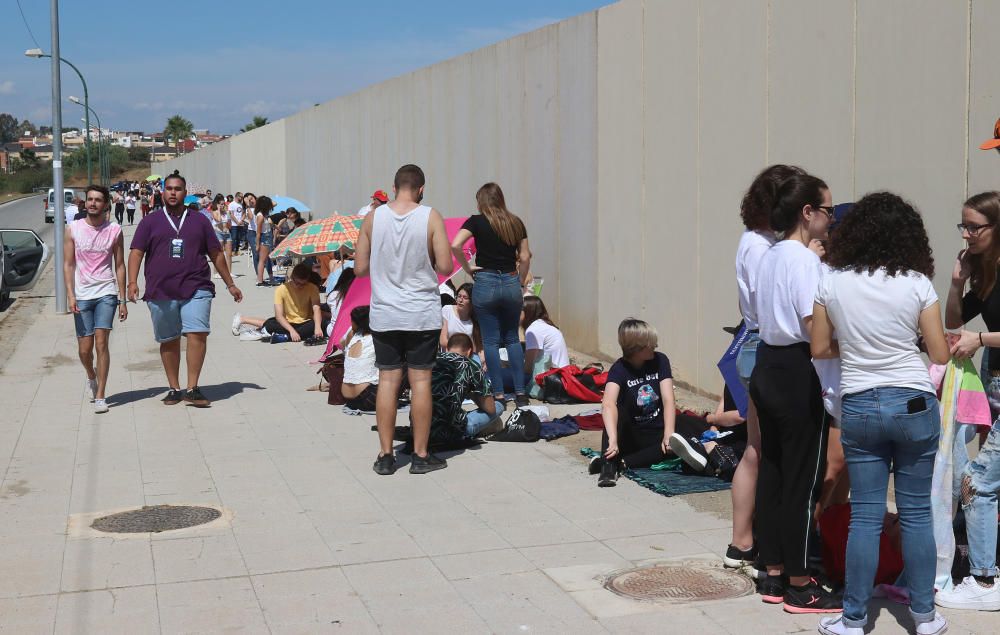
[69,219,121,300]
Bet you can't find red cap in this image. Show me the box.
[980,118,1000,150]
[372,190,389,203]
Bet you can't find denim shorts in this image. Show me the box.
[215,230,231,244]
[736,331,760,389]
[74,295,119,337]
[147,289,214,343]
[259,232,274,248]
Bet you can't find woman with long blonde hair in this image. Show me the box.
[451,183,532,407]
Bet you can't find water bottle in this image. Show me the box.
[270,332,290,344]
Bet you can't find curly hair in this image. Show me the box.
[826,192,934,278]
[740,164,805,230]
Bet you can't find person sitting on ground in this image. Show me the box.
[669,386,748,480]
[231,263,327,342]
[521,294,569,377]
[440,283,479,351]
[594,318,676,487]
[428,333,505,449]
[341,305,379,412]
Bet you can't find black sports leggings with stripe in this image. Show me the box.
[749,341,828,578]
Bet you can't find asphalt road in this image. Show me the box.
[0,194,50,236]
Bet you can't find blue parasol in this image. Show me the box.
[270,195,311,214]
[184,194,202,206]
[717,322,750,417]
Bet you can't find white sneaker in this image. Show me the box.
[231,313,242,336]
[916,612,949,635]
[239,329,264,341]
[935,576,1000,611]
[818,616,862,635]
[93,399,109,414]
[87,378,98,402]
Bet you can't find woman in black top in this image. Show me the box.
[451,182,532,407]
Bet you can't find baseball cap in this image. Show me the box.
[372,190,389,203]
[980,118,1000,150]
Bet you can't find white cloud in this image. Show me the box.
[0,81,14,95]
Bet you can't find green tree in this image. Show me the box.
[163,114,194,155]
[0,113,18,143]
[16,119,37,137]
[240,116,268,133]
[19,148,40,169]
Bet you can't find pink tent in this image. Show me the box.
[319,217,475,360]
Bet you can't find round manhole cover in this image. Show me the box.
[604,561,754,602]
[91,505,221,533]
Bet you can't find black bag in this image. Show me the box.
[541,373,572,404]
[485,408,541,442]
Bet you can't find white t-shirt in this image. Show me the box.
[525,320,570,368]
[442,305,474,338]
[343,333,379,386]
[735,229,776,331]
[756,240,821,346]
[815,268,938,396]
[228,202,245,224]
[246,207,256,231]
[358,204,374,217]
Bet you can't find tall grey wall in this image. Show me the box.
[165,0,1000,396]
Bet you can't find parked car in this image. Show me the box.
[0,229,49,306]
[44,188,77,223]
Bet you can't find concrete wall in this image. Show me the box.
[165,0,1000,396]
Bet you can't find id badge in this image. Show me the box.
[170,238,185,259]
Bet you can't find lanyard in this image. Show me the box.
[163,209,188,235]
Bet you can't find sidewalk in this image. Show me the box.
[0,232,993,634]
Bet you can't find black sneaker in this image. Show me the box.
[783,578,842,614]
[759,574,785,604]
[723,543,757,569]
[183,387,211,408]
[409,452,447,474]
[162,389,183,405]
[514,394,530,408]
[598,459,619,487]
[373,453,396,475]
[588,456,603,475]
[668,433,709,472]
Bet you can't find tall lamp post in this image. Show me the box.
[69,98,106,187]
[25,48,91,185]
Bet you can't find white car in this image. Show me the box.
[44,188,77,223]
[0,229,50,306]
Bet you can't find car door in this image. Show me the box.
[0,230,50,292]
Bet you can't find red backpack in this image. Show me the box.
[535,364,608,403]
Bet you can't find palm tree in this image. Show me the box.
[240,116,268,133]
[164,114,194,156]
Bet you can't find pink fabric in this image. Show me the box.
[319,217,475,361]
[929,361,993,428]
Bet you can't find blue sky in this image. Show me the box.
[3,0,609,134]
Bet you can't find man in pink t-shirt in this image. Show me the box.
[64,185,128,413]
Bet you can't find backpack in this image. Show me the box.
[485,408,541,442]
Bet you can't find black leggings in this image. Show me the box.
[344,384,377,411]
[262,317,327,339]
[600,410,711,469]
[749,341,827,577]
[114,205,125,224]
[126,208,135,223]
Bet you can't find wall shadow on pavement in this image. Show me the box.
[107,382,264,407]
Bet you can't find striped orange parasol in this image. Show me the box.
[269,214,364,259]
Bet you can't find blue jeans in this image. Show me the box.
[74,295,118,337]
[840,387,940,627]
[465,401,504,437]
[472,271,525,396]
[736,331,760,389]
[147,289,214,343]
[964,356,1000,577]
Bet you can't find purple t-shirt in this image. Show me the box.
[130,207,221,301]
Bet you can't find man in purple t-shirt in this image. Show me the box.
[127,170,243,407]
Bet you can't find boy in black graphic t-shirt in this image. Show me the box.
[594,318,677,487]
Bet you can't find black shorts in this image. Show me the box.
[371,329,439,370]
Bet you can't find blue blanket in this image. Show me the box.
[580,448,731,497]
[540,418,580,441]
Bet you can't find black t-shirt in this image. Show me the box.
[607,352,673,429]
[962,281,1000,369]
[462,214,523,273]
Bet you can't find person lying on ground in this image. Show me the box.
[231,263,327,342]
[428,333,505,449]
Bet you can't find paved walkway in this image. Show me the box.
[0,233,994,634]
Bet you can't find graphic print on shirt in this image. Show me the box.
[631,377,661,425]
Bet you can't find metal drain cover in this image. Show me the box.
[91,505,221,533]
[604,560,754,602]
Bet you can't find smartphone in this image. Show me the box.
[906,396,926,414]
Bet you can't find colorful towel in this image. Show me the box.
[580,448,730,497]
[929,359,992,428]
[930,360,966,590]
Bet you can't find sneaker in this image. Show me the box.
[231,313,242,336]
[409,453,447,474]
[669,433,709,472]
[935,576,1000,611]
[514,393,530,408]
[818,616,862,635]
[87,378,98,402]
[162,389,183,405]
[759,574,785,604]
[183,387,211,408]
[723,543,758,569]
[598,459,618,487]
[783,579,842,613]
[239,328,264,341]
[93,398,109,414]
[373,453,396,476]
[915,612,949,635]
[588,455,603,475]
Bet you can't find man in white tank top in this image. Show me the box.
[355,164,454,475]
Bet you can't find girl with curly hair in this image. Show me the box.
[938,190,1000,612]
[727,164,805,570]
[812,192,949,635]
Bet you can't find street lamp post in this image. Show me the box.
[25,48,91,185]
[44,2,67,314]
[70,98,106,187]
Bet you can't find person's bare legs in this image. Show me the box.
[730,399,760,551]
[225,242,233,273]
[160,338,182,389]
[407,367,433,458]
[375,368,404,456]
[77,335,96,383]
[818,425,849,511]
[238,316,267,329]
[185,332,208,389]
[257,245,271,283]
[93,329,111,400]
